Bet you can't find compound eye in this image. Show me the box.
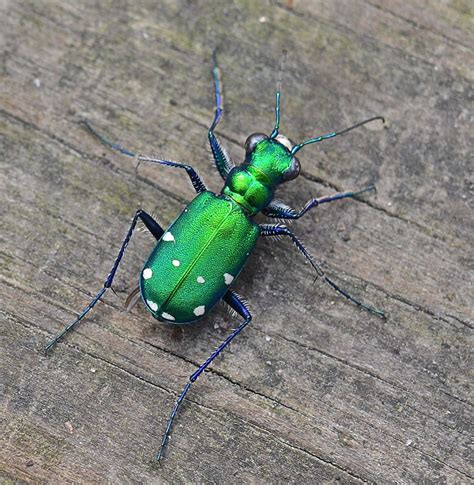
[245,133,267,153]
[282,157,300,182]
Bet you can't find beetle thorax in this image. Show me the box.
[222,165,274,215]
[221,134,301,215]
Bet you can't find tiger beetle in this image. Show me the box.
[45,55,385,462]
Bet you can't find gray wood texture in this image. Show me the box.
[1,1,472,483]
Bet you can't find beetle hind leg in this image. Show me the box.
[156,290,252,461]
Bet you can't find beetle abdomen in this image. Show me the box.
[140,191,259,323]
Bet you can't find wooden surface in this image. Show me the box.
[1,1,472,483]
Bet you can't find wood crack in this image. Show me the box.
[3,288,471,479]
[253,327,472,432]
[5,317,369,479]
[3,267,472,422]
[139,338,308,418]
[300,171,456,246]
[365,1,472,51]
[0,108,190,209]
[277,1,473,82]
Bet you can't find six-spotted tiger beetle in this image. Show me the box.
[45,54,385,461]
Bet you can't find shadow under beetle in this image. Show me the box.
[45,56,385,461]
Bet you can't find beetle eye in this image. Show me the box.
[245,133,267,153]
[282,157,300,182]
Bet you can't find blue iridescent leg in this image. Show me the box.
[208,52,234,180]
[263,186,376,219]
[156,290,252,461]
[45,210,164,352]
[139,211,165,240]
[81,121,207,193]
[260,223,385,318]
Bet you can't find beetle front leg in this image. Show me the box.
[208,51,234,180]
[263,185,376,220]
[260,223,385,318]
[156,290,252,461]
[44,210,164,352]
[81,121,207,193]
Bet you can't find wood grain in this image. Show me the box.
[1,1,472,483]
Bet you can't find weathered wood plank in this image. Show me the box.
[1,0,472,483]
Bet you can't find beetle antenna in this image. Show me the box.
[270,91,281,139]
[291,116,385,155]
[270,49,288,139]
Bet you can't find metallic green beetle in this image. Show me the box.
[46,58,385,461]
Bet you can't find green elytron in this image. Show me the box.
[46,57,385,461]
[141,191,260,323]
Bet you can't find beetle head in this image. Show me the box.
[244,132,300,185]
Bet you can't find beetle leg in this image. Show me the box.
[260,223,385,318]
[81,120,207,193]
[44,210,164,353]
[156,290,252,461]
[263,185,376,220]
[139,210,165,240]
[124,211,164,312]
[208,50,234,180]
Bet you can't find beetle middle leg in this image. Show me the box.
[81,120,207,194]
[260,223,385,318]
[263,185,376,220]
[156,290,252,461]
[45,210,164,352]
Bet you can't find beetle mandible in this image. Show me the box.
[45,55,385,461]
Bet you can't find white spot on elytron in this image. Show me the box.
[146,300,158,312]
[224,273,234,285]
[142,268,153,280]
[197,276,205,284]
[193,305,205,316]
[172,259,180,267]
[162,312,175,321]
[163,232,175,242]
